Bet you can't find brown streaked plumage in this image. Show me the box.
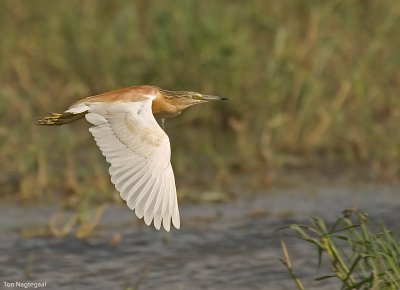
[37,85,228,231]
[39,85,228,125]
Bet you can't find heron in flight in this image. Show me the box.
[38,85,228,231]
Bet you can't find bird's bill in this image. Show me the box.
[201,94,229,101]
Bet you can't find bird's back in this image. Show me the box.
[37,86,162,125]
[71,85,158,106]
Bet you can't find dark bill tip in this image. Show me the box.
[202,95,230,101]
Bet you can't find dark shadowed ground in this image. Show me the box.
[1,180,399,290]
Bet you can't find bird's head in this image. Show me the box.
[160,89,229,110]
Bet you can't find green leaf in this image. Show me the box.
[315,275,336,281]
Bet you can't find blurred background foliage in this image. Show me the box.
[1,0,400,206]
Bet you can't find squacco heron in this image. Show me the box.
[38,85,228,231]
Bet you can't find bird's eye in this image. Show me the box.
[193,94,202,100]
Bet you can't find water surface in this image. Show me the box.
[1,181,399,290]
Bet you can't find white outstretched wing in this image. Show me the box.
[80,97,180,231]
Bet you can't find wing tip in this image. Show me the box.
[125,203,180,231]
[173,219,181,229]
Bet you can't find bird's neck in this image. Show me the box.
[152,95,182,119]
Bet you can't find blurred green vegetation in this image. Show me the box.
[281,210,400,289]
[1,0,400,205]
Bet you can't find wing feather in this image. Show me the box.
[85,97,180,231]
[116,166,148,193]
[144,179,162,224]
[133,180,153,219]
[172,188,180,228]
[161,180,171,231]
[152,177,165,230]
[109,161,137,176]
[111,160,145,184]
